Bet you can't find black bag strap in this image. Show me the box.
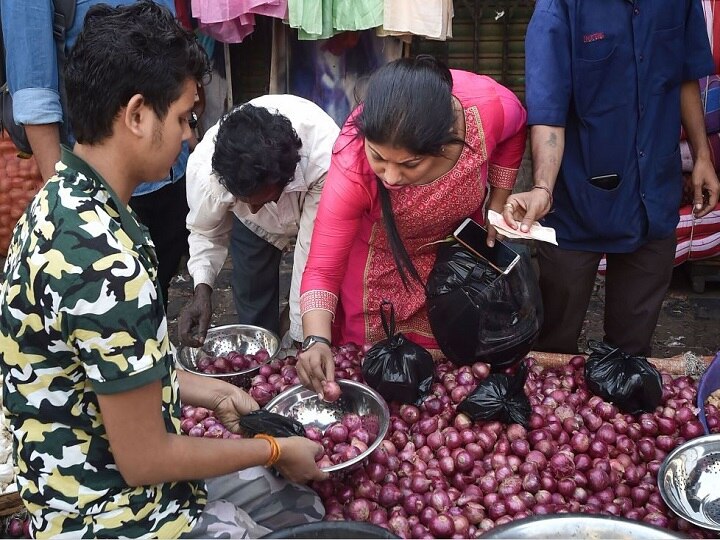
[379,300,396,339]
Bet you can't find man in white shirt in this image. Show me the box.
[179,94,339,346]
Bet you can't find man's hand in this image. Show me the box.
[296,343,334,398]
[211,388,259,434]
[275,437,329,483]
[178,284,213,347]
[501,187,554,233]
[691,155,720,218]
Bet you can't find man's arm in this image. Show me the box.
[25,124,61,180]
[96,378,326,486]
[681,80,720,217]
[2,1,64,180]
[502,125,564,231]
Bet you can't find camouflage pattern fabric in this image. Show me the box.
[185,467,325,539]
[0,148,205,538]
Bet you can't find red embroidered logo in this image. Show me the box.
[583,32,605,43]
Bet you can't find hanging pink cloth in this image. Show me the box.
[191,0,288,42]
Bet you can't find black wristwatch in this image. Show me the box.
[301,335,331,352]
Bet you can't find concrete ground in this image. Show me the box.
[165,248,720,359]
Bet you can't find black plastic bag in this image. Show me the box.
[426,241,542,370]
[584,340,663,415]
[239,410,306,438]
[361,301,434,405]
[457,362,531,427]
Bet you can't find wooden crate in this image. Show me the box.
[0,491,24,518]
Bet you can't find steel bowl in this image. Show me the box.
[176,324,279,387]
[658,433,720,531]
[479,513,684,539]
[264,379,390,474]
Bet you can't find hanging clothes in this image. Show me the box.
[333,0,383,32]
[192,0,288,42]
[288,0,335,40]
[380,0,453,41]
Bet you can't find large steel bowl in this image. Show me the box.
[265,379,390,474]
[176,324,279,387]
[658,433,720,531]
[479,514,684,539]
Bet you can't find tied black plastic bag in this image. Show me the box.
[584,340,663,415]
[457,362,531,427]
[238,410,306,438]
[361,301,434,405]
[426,241,542,369]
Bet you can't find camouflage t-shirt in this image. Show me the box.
[0,149,206,538]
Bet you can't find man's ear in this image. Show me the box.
[122,94,151,137]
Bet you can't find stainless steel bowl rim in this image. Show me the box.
[176,324,280,379]
[658,432,720,532]
[265,379,390,474]
[479,513,685,539]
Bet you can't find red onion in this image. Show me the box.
[428,515,454,538]
[471,362,491,380]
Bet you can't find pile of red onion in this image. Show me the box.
[180,405,242,439]
[307,413,380,469]
[196,349,271,375]
[186,343,720,539]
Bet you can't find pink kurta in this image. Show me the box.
[301,70,527,350]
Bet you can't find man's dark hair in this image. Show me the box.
[64,0,210,144]
[212,104,302,198]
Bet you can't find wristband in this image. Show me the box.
[254,434,281,468]
[532,185,554,206]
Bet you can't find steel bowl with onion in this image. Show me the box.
[265,379,390,474]
[479,513,684,539]
[176,324,279,387]
[658,433,720,532]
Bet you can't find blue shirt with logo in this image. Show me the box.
[526,0,714,252]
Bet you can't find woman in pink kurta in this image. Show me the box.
[296,57,527,396]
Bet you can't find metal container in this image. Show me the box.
[658,433,720,531]
[176,324,279,387]
[479,514,684,539]
[265,380,390,474]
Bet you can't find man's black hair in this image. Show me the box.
[65,0,210,144]
[212,104,302,198]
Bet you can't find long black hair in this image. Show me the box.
[354,55,464,289]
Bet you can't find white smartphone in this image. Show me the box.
[453,218,521,275]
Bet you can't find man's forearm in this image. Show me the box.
[681,80,712,161]
[530,125,565,190]
[25,123,61,180]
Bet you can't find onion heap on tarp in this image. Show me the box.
[182,343,720,539]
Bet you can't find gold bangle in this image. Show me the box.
[532,185,554,206]
[254,434,281,468]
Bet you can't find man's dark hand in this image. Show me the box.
[178,283,213,347]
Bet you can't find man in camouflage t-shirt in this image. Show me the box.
[0,3,326,538]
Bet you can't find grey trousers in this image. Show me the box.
[535,234,677,357]
[185,467,324,539]
[230,218,282,337]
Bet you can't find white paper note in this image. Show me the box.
[487,210,558,245]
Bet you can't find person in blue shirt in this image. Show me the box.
[1,0,192,309]
[501,0,720,356]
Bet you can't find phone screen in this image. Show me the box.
[453,218,521,274]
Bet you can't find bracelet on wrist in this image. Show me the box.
[254,434,281,468]
[532,185,554,206]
